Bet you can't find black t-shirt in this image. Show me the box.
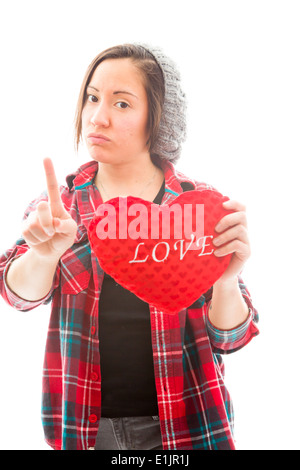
[98,180,165,417]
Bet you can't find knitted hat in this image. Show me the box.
[135,43,187,164]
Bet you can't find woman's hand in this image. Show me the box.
[213,199,251,284]
[22,158,77,261]
[6,158,77,302]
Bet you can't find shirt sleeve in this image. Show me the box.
[0,242,60,312]
[205,276,259,354]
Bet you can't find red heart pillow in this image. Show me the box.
[88,190,232,314]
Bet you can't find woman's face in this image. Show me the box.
[81,58,150,165]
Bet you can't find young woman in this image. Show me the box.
[0,44,259,450]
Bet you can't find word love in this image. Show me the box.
[129,234,214,264]
[88,190,233,314]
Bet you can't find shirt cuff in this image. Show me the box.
[3,256,59,311]
[206,304,259,354]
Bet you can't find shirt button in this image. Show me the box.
[91,326,96,335]
[88,414,97,424]
[91,372,98,381]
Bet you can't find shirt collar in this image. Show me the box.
[66,160,99,191]
[159,159,196,197]
[65,158,196,195]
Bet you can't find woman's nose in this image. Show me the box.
[90,102,110,128]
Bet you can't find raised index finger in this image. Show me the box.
[43,158,64,216]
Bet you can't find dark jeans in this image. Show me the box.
[94,415,163,450]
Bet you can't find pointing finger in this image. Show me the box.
[36,201,55,236]
[43,158,65,217]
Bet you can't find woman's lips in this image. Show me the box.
[87,133,111,144]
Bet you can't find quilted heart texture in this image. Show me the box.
[88,190,233,314]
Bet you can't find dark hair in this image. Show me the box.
[74,44,165,154]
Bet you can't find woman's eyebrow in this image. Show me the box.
[113,90,138,99]
[87,85,99,92]
[87,85,138,99]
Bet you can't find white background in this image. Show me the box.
[0,0,299,450]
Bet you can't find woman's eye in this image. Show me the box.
[87,94,98,103]
[116,101,129,109]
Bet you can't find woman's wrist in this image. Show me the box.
[209,275,249,330]
[6,248,60,301]
[213,274,239,291]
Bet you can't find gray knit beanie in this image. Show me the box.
[135,43,187,164]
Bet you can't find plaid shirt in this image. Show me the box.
[0,159,259,450]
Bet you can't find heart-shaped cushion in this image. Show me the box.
[88,190,232,314]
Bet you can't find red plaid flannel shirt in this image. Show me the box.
[0,159,259,450]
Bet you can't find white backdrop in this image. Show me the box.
[0,0,299,450]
